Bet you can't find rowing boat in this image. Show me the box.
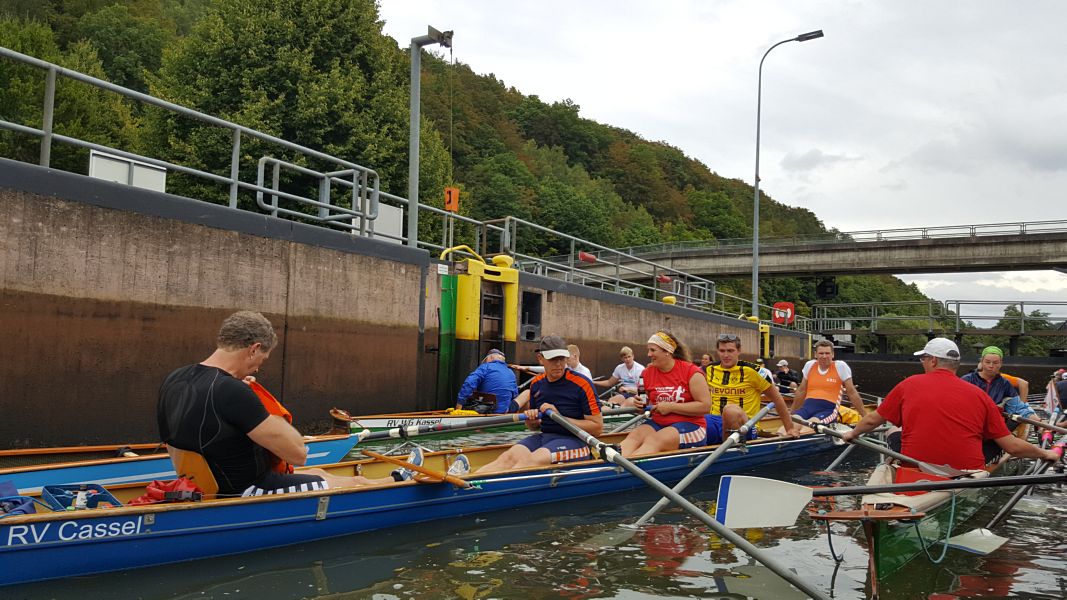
[329,406,638,433]
[0,424,835,587]
[811,456,1025,582]
[0,433,359,494]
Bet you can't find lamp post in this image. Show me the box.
[751,29,823,317]
[407,26,453,247]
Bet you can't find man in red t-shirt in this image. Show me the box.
[842,338,1059,470]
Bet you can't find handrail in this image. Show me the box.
[604,219,1067,257]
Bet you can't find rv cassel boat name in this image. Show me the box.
[5,516,144,546]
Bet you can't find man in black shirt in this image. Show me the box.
[158,311,401,496]
[775,359,801,395]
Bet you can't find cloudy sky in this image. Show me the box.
[378,1,1067,315]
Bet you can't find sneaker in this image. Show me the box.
[447,453,470,476]
[391,447,424,481]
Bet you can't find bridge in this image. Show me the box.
[571,222,1067,279]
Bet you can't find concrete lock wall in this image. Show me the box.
[0,156,810,447]
[0,158,429,447]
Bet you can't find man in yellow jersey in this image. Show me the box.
[705,333,797,444]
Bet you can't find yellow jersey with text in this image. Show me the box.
[706,361,772,419]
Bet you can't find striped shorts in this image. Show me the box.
[242,471,329,497]
[794,398,840,424]
[517,433,592,463]
[646,420,707,449]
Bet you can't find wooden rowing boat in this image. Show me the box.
[329,406,638,433]
[0,424,835,587]
[811,456,1025,584]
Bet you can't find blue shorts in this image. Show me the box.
[646,420,707,449]
[517,433,591,463]
[705,414,759,445]
[794,398,839,424]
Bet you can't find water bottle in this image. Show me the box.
[73,485,89,510]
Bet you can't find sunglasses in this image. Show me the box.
[717,333,741,343]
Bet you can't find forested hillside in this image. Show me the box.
[0,0,932,319]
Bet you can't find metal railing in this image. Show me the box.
[601,220,1067,257]
[946,301,1067,336]
[811,301,948,333]
[0,45,815,332]
[0,46,384,233]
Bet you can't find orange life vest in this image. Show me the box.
[248,380,295,474]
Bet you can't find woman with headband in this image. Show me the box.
[620,330,711,457]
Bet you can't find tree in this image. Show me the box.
[73,4,166,92]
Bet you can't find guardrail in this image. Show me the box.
[600,220,1067,257]
[946,301,1067,335]
[808,300,1067,337]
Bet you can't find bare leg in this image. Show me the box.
[477,444,534,473]
[301,467,393,488]
[621,423,655,457]
[628,426,683,457]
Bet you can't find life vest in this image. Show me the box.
[248,380,295,474]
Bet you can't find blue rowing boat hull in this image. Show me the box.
[0,435,833,587]
[1,435,359,494]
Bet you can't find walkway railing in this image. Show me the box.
[809,300,1067,337]
[601,220,1067,257]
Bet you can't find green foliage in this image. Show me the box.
[72,4,166,91]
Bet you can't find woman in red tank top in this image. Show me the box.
[620,330,712,457]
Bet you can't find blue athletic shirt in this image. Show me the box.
[529,369,600,435]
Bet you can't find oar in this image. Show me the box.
[790,415,969,479]
[361,450,471,488]
[814,425,894,475]
[633,403,775,527]
[351,407,638,443]
[984,421,1066,530]
[714,471,1067,527]
[543,409,831,600]
[1008,413,1067,436]
[608,410,650,434]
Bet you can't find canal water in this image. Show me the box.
[10,430,1067,600]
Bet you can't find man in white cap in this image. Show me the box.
[843,338,1060,470]
[473,336,603,473]
[774,359,801,394]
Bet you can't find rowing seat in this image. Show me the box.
[167,447,219,496]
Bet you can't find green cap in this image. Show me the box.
[981,346,1004,358]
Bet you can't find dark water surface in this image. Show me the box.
[11,433,1067,600]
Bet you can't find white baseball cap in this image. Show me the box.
[913,338,960,360]
[537,335,571,359]
[777,359,789,367]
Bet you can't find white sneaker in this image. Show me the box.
[391,447,425,481]
[447,453,470,476]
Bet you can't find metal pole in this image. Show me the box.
[406,27,452,247]
[39,67,56,167]
[228,129,241,208]
[751,30,824,316]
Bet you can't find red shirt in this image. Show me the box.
[642,360,705,428]
[878,369,1011,470]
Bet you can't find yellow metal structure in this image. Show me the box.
[454,254,518,344]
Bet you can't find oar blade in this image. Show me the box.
[943,528,1008,555]
[714,475,813,529]
[578,524,640,549]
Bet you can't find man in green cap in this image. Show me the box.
[961,345,1036,461]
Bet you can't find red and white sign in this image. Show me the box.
[772,302,795,325]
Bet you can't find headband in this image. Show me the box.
[981,346,1004,358]
[648,331,677,353]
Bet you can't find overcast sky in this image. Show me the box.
[378,1,1067,316]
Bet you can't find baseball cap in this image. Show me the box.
[913,338,960,360]
[777,359,789,367]
[537,335,570,359]
[756,358,764,364]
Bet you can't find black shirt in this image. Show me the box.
[158,364,271,495]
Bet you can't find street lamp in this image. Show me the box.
[751,29,823,317]
[406,26,453,247]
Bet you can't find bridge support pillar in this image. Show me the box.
[1008,336,1019,357]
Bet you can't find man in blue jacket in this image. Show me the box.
[456,349,520,413]
[960,345,1035,461]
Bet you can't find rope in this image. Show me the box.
[912,492,958,564]
[822,520,845,563]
